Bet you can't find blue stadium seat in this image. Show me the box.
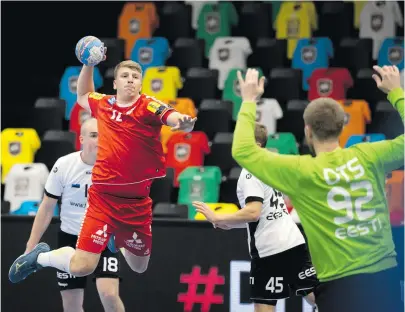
[59,66,103,120]
[345,134,386,148]
[11,201,59,216]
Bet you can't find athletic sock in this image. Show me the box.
[37,246,75,273]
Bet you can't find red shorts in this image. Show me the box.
[76,184,152,256]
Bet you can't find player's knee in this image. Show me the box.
[131,260,148,273]
[127,257,149,273]
[61,291,84,312]
[69,257,97,277]
[254,303,275,312]
[99,287,120,305]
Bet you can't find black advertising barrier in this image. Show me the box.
[2,216,404,312]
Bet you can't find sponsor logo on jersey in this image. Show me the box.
[130,18,140,34]
[68,76,78,93]
[53,166,58,173]
[108,96,117,105]
[57,272,76,280]
[124,232,145,250]
[317,79,333,96]
[91,224,108,246]
[218,48,230,61]
[151,79,163,92]
[371,13,383,32]
[344,113,351,125]
[298,267,316,279]
[388,47,403,65]
[139,47,153,64]
[71,184,80,188]
[79,110,91,124]
[301,46,317,64]
[147,101,167,116]
[174,143,191,162]
[70,201,86,208]
[9,142,21,156]
[205,12,220,34]
[89,92,105,100]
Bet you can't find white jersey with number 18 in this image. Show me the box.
[45,151,93,235]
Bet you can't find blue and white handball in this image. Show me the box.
[75,36,105,66]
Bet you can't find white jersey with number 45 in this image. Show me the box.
[45,151,93,235]
[236,168,305,259]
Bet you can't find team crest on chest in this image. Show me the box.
[174,143,191,162]
[317,79,333,96]
[9,142,21,156]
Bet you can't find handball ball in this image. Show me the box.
[75,36,105,66]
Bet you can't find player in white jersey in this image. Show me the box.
[193,123,318,312]
[23,118,125,312]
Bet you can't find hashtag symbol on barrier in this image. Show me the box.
[177,266,225,312]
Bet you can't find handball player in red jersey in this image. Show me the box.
[9,54,196,283]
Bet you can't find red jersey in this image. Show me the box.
[166,131,210,186]
[69,102,92,150]
[307,68,353,101]
[87,92,175,189]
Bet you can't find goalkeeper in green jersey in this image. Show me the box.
[232,66,404,312]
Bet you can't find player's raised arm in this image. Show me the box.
[76,65,96,112]
[75,37,107,112]
[232,69,301,194]
[363,66,404,173]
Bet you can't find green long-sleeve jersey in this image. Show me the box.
[232,88,404,282]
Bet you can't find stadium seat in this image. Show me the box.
[205,132,238,175]
[194,202,240,220]
[367,101,404,140]
[1,200,10,214]
[35,130,76,171]
[60,66,103,120]
[1,128,41,184]
[100,68,115,95]
[345,133,386,148]
[219,166,241,205]
[350,69,387,110]
[166,38,205,74]
[10,201,58,216]
[178,166,222,207]
[118,2,159,58]
[299,137,313,156]
[154,2,192,44]
[32,105,64,137]
[34,98,66,119]
[264,68,303,102]
[152,202,188,219]
[4,163,49,212]
[277,100,308,143]
[378,37,404,70]
[3,105,36,130]
[247,38,287,76]
[150,167,174,205]
[318,2,353,44]
[98,38,125,74]
[178,68,219,107]
[234,2,273,42]
[334,38,373,75]
[193,99,233,140]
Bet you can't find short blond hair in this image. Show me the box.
[114,60,142,78]
[255,123,268,147]
[303,97,345,141]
